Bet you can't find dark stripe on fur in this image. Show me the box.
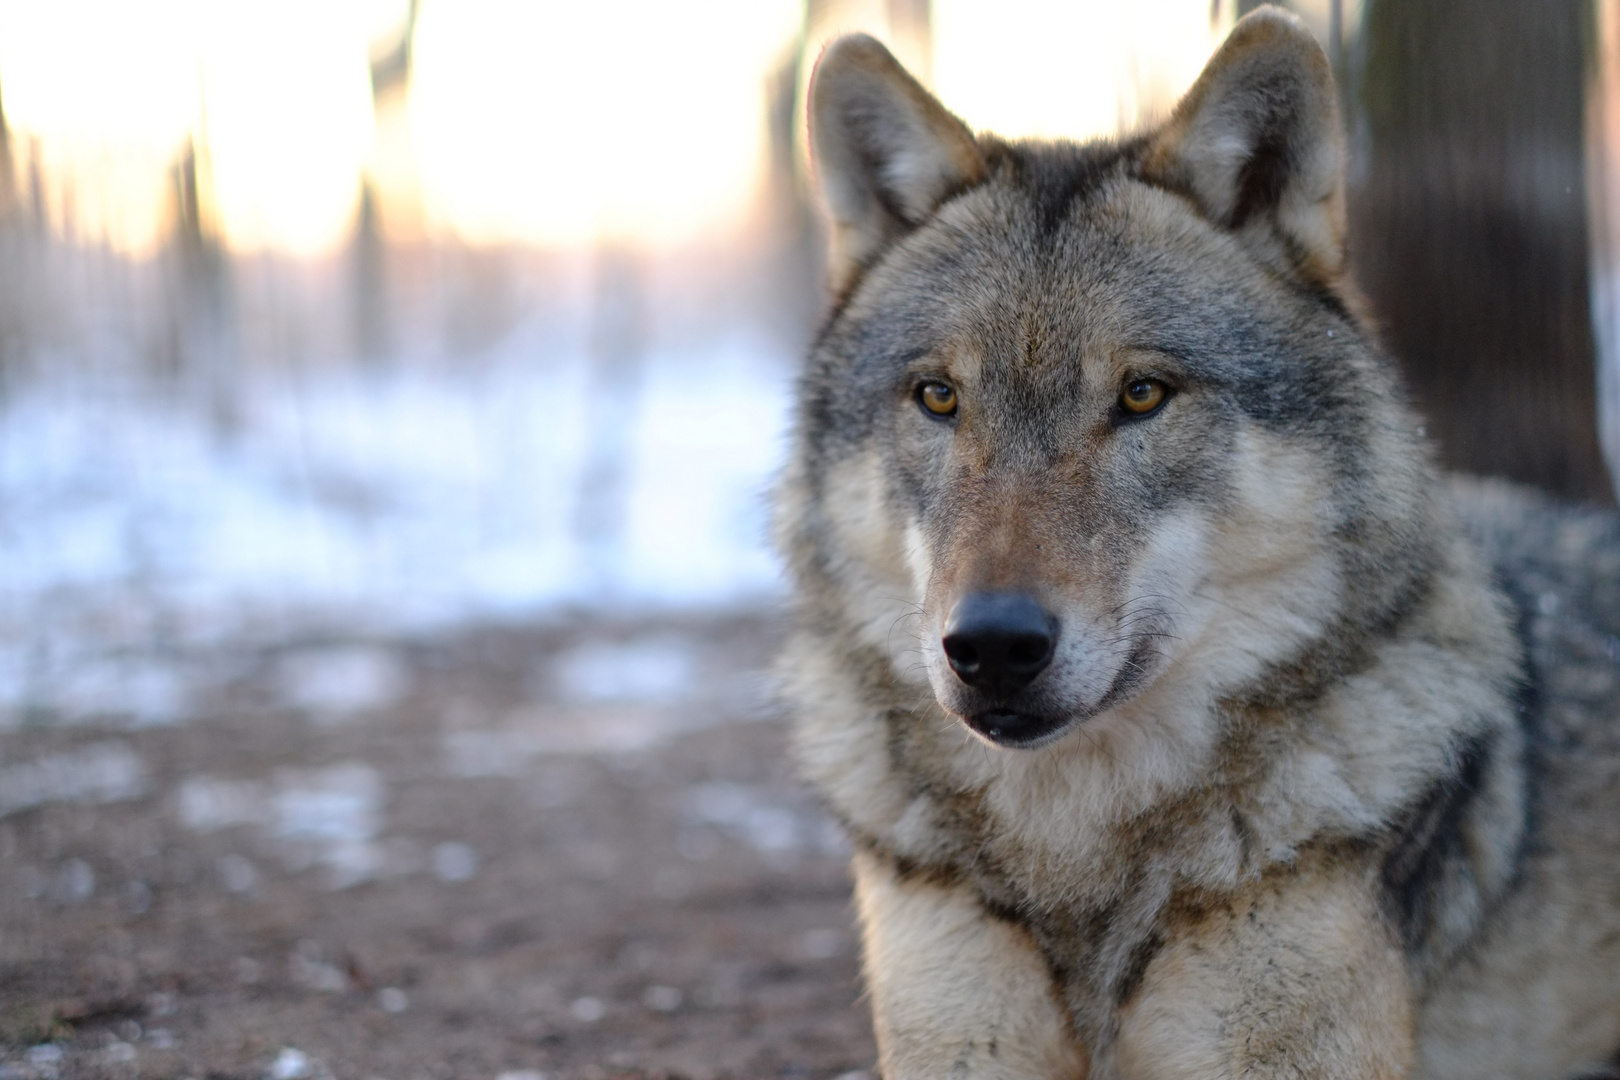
[1230,535,1439,712]
[1228,128,1289,229]
[1114,927,1167,1009]
[981,138,1141,239]
[1379,733,1490,954]
[844,824,969,892]
[1485,567,1546,886]
[1569,1043,1620,1080]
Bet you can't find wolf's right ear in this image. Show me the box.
[809,34,986,296]
[1142,7,1346,285]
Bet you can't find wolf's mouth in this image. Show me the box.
[964,709,1069,747]
[952,635,1165,749]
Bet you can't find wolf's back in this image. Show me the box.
[1417,480,1620,1075]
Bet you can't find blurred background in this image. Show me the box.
[0,1,1617,1077]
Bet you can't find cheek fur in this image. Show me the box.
[1120,509,1216,657]
[1161,427,1346,692]
[821,449,935,681]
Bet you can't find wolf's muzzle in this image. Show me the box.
[941,592,1057,696]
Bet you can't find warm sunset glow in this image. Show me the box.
[0,0,1242,256]
[931,0,1226,140]
[0,0,386,255]
[0,0,197,252]
[193,0,380,255]
[409,0,801,248]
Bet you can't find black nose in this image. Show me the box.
[941,593,1057,694]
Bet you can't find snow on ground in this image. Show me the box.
[0,327,797,720]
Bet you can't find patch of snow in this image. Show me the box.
[289,955,349,993]
[26,1045,62,1066]
[32,656,188,726]
[271,764,382,844]
[569,996,606,1023]
[686,783,849,856]
[177,764,388,889]
[266,1047,312,1080]
[102,1042,137,1064]
[441,701,690,768]
[53,859,96,903]
[0,742,147,818]
[177,776,267,831]
[0,340,791,650]
[272,764,385,888]
[275,645,407,716]
[552,638,693,703]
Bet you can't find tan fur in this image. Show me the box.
[855,852,1088,1080]
[1116,854,1414,1080]
[781,8,1620,1079]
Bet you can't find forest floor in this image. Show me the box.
[0,610,876,1080]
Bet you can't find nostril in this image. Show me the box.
[942,635,981,672]
[1006,633,1053,671]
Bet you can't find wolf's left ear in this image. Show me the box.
[809,34,986,295]
[1142,7,1346,283]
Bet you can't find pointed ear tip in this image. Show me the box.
[1191,4,1333,109]
[810,34,900,118]
[815,33,899,78]
[1224,5,1329,61]
[1230,4,1314,37]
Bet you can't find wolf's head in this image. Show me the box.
[781,8,1437,750]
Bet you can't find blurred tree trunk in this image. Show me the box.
[1591,0,1620,494]
[573,246,646,597]
[1349,0,1614,501]
[169,135,238,435]
[0,78,23,388]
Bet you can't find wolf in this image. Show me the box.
[773,8,1620,1079]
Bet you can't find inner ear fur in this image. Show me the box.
[809,34,986,296]
[1142,6,1346,285]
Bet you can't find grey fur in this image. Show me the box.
[777,9,1620,1079]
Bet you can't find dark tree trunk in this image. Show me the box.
[1349,0,1613,501]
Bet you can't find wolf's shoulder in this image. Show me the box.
[1447,476,1620,743]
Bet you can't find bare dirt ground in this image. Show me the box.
[0,611,877,1080]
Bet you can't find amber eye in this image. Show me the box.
[918,382,958,417]
[1120,379,1168,415]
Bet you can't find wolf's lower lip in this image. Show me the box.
[967,709,1066,747]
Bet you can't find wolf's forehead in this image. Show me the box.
[922,184,1191,361]
[847,153,1272,386]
